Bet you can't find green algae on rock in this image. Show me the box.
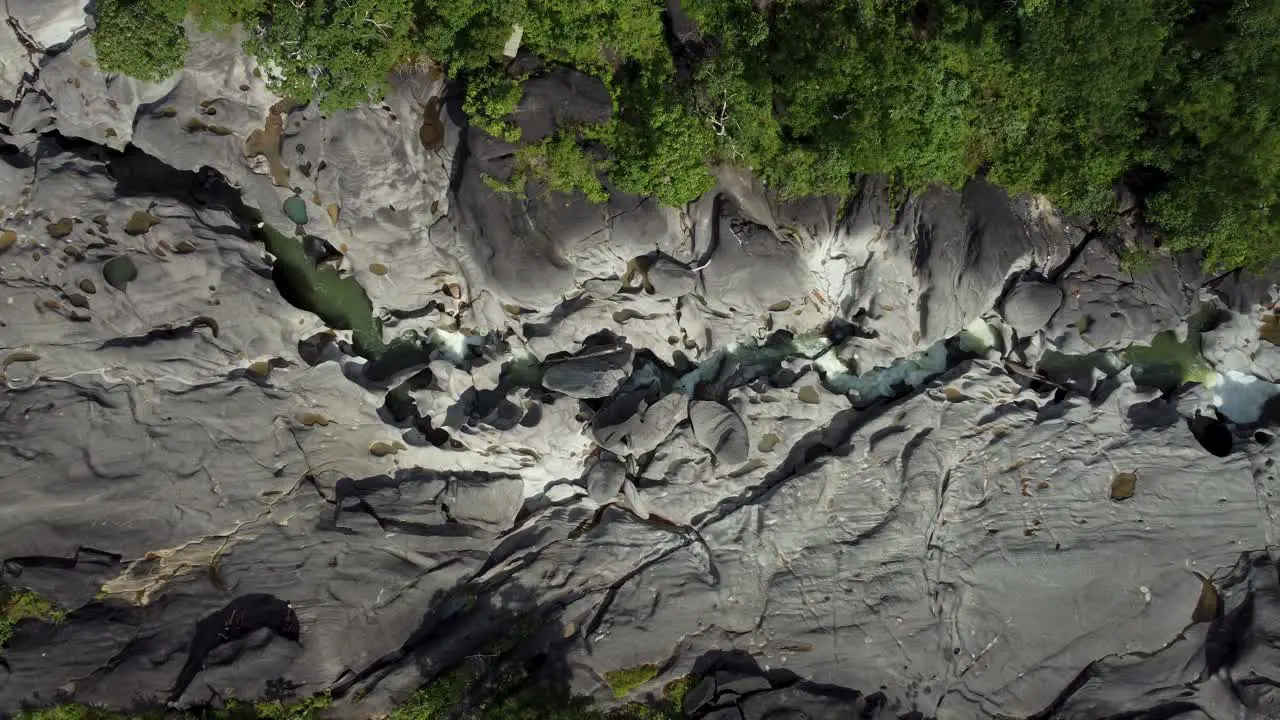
[294,411,331,427]
[183,117,235,136]
[124,211,160,235]
[101,255,138,292]
[1110,471,1138,501]
[14,692,331,720]
[604,664,659,699]
[46,218,74,239]
[369,440,407,457]
[1,586,65,648]
[757,432,782,453]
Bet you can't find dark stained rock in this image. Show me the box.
[593,390,687,457]
[513,69,612,144]
[1190,409,1233,457]
[542,343,634,399]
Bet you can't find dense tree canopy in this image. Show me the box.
[91,0,1280,270]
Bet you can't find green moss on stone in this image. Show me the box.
[388,666,474,720]
[662,675,693,712]
[14,692,330,720]
[603,664,659,700]
[1,587,65,648]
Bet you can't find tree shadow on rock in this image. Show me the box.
[681,649,932,720]
[329,578,584,718]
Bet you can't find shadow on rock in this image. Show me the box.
[169,594,302,703]
[329,579,587,717]
[1028,549,1280,719]
[681,649,931,720]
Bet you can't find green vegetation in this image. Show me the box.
[660,676,694,711]
[14,694,331,720]
[513,134,610,203]
[239,694,332,720]
[1,587,65,648]
[88,0,1280,269]
[92,0,189,82]
[387,663,687,720]
[12,664,695,720]
[463,66,526,142]
[240,0,418,113]
[389,666,605,720]
[603,664,659,700]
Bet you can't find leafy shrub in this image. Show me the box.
[514,134,610,203]
[243,0,418,113]
[92,0,190,82]
[464,65,525,142]
[606,79,717,206]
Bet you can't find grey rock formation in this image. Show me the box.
[543,342,634,398]
[514,68,612,143]
[1202,288,1280,382]
[688,399,750,467]
[1002,279,1064,335]
[4,12,1280,720]
[1043,234,1202,355]
[9,0,87,51]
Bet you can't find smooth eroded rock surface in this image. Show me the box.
[3,12,1280,720]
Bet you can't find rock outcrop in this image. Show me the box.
[2,11,1280,720]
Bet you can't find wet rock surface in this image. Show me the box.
[2,14,1280,720]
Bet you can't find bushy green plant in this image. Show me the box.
[188,0,265,33]
[244,0,417,113]
[606,80,717,206]
[91,0,190,82]
[514,134,610,203]
[1142,0,1280,270]
[464,65,525,142]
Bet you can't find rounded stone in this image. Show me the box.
[1001,281,1064,335]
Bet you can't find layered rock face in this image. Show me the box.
[3,8,1280,720]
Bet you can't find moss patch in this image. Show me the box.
[1,587,65,648]
[15,693,331,720]
[16,666,688,720]
[604,664,659,699]
[661,676,693,710]
[387,666,474,720]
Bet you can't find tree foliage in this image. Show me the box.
[88,0,1280,269]
[92,0,190,82]
[237,0,418,113]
